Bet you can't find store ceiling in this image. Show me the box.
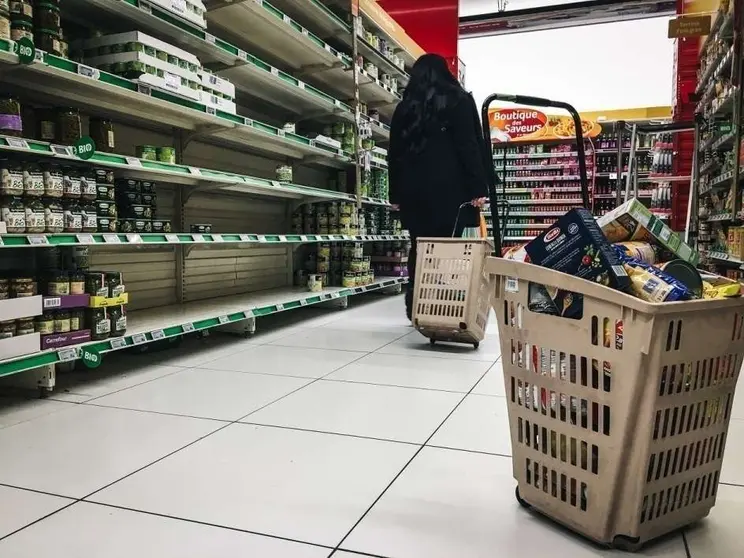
[459,0,676,37]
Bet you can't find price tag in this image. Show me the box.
[192,234,204,242]
[165,234,179,243]
[218,315,230,324]
[182,322,195,333]
[126,233,142,244]
[171,0,186,12]
[283,14,291,23]
[132,333,147,345]
[50,145,71,156]
[188,166,201,175]
[270,67,279,76]
[237,49,247,59]
[57,348,78,362]
[27,234,49,245]
[102,234,120,244]
[34,49,44,62]
[301,28,309,36]
[137,84,152,96]
[299,299,307,306]
[164,71,181,90]
[151,329,166,340]
[6,137,29,149]
[239,234,251,242]
[44,297,61,309]
[77,64,100,80]
[110,337,128,349]
[210,94,219,106]
[125,156,142,167]
[243,310,254,319]
[76,233,94,244]
[276,303,285,311]
[212,234,224,242]
[206,106,216,116]
[277,129,285,137]
[139,1,152,13]
[205,33,216,44]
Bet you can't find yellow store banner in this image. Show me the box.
[488,108,602,143]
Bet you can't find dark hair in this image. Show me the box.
[394,53,466,156]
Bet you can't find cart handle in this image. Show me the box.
[480,93,592,256]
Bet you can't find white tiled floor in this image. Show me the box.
[0,294,741,557]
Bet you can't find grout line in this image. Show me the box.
[0,501,79,543]
[425,445,512,459]
[81,402,233,423]
[0,482,76,502]
[237,421,420,448]
[330,365,492,554]
[79,366,192,405]
[329,548,391,558]
[720,481,744,488]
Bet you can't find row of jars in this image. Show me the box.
[0,269,123,299]
[1,306,128,340]
[1,161,115,199]
[1,196,98,233]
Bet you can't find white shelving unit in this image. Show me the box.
[0,0,423,390]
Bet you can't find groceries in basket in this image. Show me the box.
[597,198,699,266]
[613,246,693,303]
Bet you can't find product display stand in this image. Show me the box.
[0,0,424,394]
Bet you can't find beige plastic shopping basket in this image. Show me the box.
[486,256,744,550]
[411,237,494,349]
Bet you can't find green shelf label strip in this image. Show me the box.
[0,277,408,377]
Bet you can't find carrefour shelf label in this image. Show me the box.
[131,333,147,345]
[5,137,29,150]
[76,233,94,244]
[182,322,195,333]
[77,64,100,80]
[276,303,285,311]
[110,337,127,349]
[51,145,72,156]
[299,299,308,306]
[165,234,179,243]
[27,234,48,245]
[212,234,224,242]
[57,347,78,362]
[192,234,205,242]
[44,297,61,309]
[125,157,142,167]
[188,166,201,176]
[151,329,166,340]
[218,315,230,324]
[102,234,120,244]
[126,233,142,244]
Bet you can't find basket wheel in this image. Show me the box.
[515,487,531,510]
[473,342,479,350]
[429,338,436,346]
[611,535,643,552]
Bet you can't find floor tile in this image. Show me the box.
[0,502,331,557]
[203,345,365,379]
[50,362,182,403]
[0,405,219,498]
[270,327,406,353]
[246,380,462,443]
[0,486,71,539]
[342,447,687,558]
[325,353,491,393]
[428,395,511,456]
[91,423,418,548]
[378,330,501,362]
[0,396,72,429]
[721,419,744,486]
[472,359,505,397]
[685,483,744,557]
[91,368,312,421]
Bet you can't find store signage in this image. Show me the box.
[74,136,96,160]
[15,37,35,65]
[488,108,601,143]
[81,346,102,369]
[668,15,711,38]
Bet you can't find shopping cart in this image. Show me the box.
[481,93,744,550]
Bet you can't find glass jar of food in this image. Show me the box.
[95,168,114,186]
[0,320,15,339]
[156,146,175,164]
[9,0,32,20]
[69,308,83,331]
[34,2,60,28]
[34,29,61,56]
[10,19,32,41]
[97,217,117,233]
[109,305,126,337]
[96,200,116,218]
[42,163,63,197]
[106,271,124,297]
[0,94,22,137]
[25,196,45,233]
[16,316,35,336]
[276,165,293,182]
[0,279,9,300]
[96,182,114,201]
[85,271,108,297]
[0,159,24,196]
[10,277,35,297]
[80,170,96,200]
[43,197,64,233]
[36,108,56,142]
[0,12,10,42]
[53,310,70,333]
[81,202,97,232]
[87,307,110,340]
[35,312,55,335]
[1,195,25,232]
[23,162,44,197]
[89,117,115,152]
[63,199,82,232]
[56,107,81,145]
[135,145,157,160]
[63,168,81,198]
[69,271,84,295]
[46,270,69,296]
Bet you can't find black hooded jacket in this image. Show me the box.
[388,92,491,237]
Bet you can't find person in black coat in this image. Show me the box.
[388,53,492,320]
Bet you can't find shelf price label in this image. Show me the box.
[205,33,216,44]
[165,234,179,243]
[270,67,279,76]
[139,1,152,13]
[126,233,142,244]
[182,322,195,333]
[102,234,120,244]
[43,297,61,309]
[243,310,254,319]
[131,333,147,345]
[77,64,100,80]
[151,329,166,340]
[51,145,72,156]
[192,234,205,242]
[299,299,308,306]
[171,0,186,12]
[76,233,94,244]
[110,337,127,349]
[275,303,285,311]
[164,71,180,91]
[206,106,216,116]
[239,234,251,242]
[125,157,143,167]
[187,166,201,176]
[57,347,79,362]
[212,234,224,242]
[27,234,49,245]
[218,315,230,324]
[5,137,29,150]
[137,84,152,96]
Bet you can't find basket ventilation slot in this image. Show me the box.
[639,471,719,525]
[526,458,588,511]
[518,417,600,475]
[646,432,726,485]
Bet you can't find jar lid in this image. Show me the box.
[35,28,62,38]
[36,2,61,11]
[10,19,34,29]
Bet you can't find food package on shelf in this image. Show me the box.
[597,198,699,266]
[198,90,237,115]
[197,70,236,101]
[149,0,207,28]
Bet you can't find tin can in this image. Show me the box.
[307,274,323,292]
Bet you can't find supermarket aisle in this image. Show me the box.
[0,295,742,557]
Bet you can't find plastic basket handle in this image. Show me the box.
[480,93,592,255]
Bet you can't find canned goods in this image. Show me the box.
[307,274,323,292]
